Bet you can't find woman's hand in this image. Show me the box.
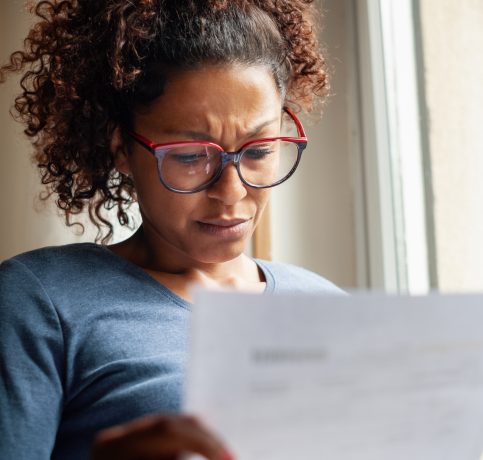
[91,414,233,460]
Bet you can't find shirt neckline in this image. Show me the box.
[83,243,275,308]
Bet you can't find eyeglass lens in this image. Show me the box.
[155,140,300,192]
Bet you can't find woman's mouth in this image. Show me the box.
[196,218,252,238]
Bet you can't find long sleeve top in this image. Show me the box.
[0,243,342,459]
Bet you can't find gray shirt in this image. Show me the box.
[0,243,342,459]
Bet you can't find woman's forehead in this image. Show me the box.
[133,65,282,134]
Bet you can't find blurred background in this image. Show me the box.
[1,0,482,294]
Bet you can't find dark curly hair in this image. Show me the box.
[0,0,328,243]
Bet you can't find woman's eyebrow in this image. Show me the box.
[245,117,280,137]
[161,129,216,142]
[160,117,280,141]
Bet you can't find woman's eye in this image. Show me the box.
[173,153,207,164]
[244,148,274,160]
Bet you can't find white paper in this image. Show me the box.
[184,291,483,460]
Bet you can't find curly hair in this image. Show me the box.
[0,0,328,243]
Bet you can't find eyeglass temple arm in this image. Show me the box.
[283,107,307,139]
[126,130,157,154]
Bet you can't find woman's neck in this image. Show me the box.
[107,226,265,301]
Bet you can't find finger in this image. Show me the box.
[143,415,231,460]
[93,414,234,460]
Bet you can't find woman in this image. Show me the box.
[0,1,342,458]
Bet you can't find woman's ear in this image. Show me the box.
[111,126,132,177]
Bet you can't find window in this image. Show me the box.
[355,0,483,293]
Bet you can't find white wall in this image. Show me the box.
[271,0,357,288]
[0,1,96,260]
[0,0,358,289]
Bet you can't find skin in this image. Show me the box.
[92,415,232,460]
[94,64,284,459]
[110,64,283,301]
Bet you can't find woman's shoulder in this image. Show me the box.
[256,259,346,295]
[0,244,112,333]
[0,243,121,291]
[6,242,99,260]
[3,242,106,273]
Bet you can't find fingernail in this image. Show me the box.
[222,450,236,460]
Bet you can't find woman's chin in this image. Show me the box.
[191,241,248,265]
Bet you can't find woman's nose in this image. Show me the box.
[206,162,247,205]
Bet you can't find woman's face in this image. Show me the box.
[120,65,283,266]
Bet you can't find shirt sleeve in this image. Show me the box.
[0,258,64,459]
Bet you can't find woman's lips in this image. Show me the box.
[197,218,252,238]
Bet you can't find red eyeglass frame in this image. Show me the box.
[125,107,308,193]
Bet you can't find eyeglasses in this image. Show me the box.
[126,107,307,193]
